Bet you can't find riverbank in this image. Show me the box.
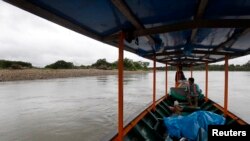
[0,69,148,82]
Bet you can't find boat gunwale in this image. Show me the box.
[102,95,166,141]
[104,95,248,140]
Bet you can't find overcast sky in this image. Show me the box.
[0,1,249,67]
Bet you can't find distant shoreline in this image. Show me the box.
[0,69,148,82]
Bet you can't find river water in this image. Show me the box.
[0,71,249,141]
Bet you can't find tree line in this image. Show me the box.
[0,59,249,71]
[0,58,150,71]
[154,61,250,71]
[0,60,32,69]
[87,58,149,71]
[44,58,149,71]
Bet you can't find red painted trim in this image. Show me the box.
[224,55,228,117]
[212,103,247,125]
[205,61,208,101]
[166,63,168,98]
[112,96,166,141]
[175,66,179,88]
[118,32,124,141]
[153,55,156,111]
[190,65,193,78]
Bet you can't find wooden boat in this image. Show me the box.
[4,0,249,140]
[103,91,248,141]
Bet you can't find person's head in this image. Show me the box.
[178,65,182,71]
[188,77,194,84]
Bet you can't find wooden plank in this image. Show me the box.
[195,0,209,19]
[134,19,250,37]
[145,50,236,57]
[214,28,250,51]
[190,0,208,42]
[203,28,250,59]
[111,0,141,29]
[111,0,155,46]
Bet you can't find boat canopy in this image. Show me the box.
[5,0,250,66]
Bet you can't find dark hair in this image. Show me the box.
[188,77,194,83]
[179,66,182,70]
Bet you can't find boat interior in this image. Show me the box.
[103,87,247,141]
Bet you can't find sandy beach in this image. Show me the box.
[0,69,147,82]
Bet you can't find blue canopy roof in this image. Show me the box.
[5,0,250,66]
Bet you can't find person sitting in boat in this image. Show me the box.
[186,77,201,107]
[175,65,186,87]
[169,100,183,115]
[177,78,189,88]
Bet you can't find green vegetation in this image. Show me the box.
[91,59,114,70]
[44,58,149,70]
[1,58,249,71]
[91,58,149,71]
[0,60,32,69]
[45,60,74,69]
[123,58,149,71]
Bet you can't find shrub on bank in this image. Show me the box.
[91,59,113,70]
[45,60,74,69]
[0,60,32,69]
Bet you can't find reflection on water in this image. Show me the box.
[96,75,109,84]
[0,71,249,141]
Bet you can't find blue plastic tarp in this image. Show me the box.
[163,111,225,141]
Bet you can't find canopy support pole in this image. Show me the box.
[190,65,193,78]
[224,55,229,117]
[205,61,208,101]
[175,66,179,88]
[153,55,156,111]
[165,63,168,98]
[118,32,124,141]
